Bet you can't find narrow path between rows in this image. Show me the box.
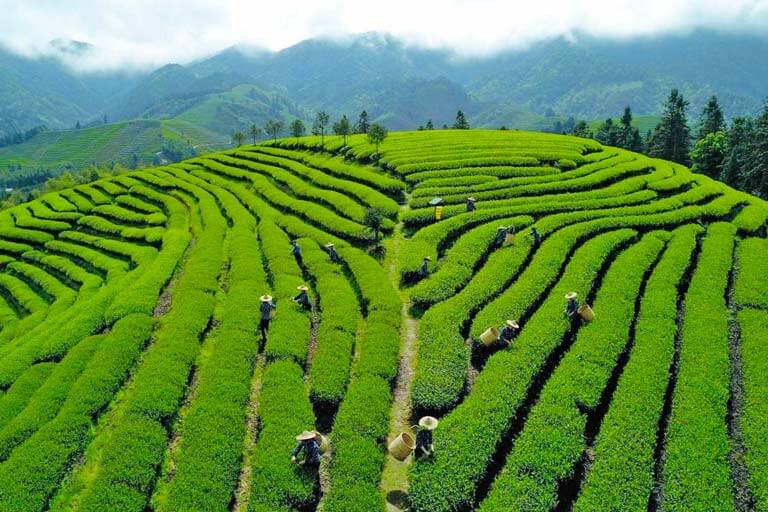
[381,195,417,512]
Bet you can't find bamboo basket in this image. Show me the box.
[388,432,415,461]
[504,232,516,245]
[479,327,500,346]
[313,431,330,454]
[578,304,595,321]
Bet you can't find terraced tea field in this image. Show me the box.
[0,130,765,512]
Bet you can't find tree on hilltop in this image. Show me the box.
[314,111,330,146]
[290,119,306,144]
[249,124,262,144]
[745,101,768,197]
[357,110,370,134]
[265,119,284,143]
[596,118,621,147]
[572,120,592,138]
[648,89,691,165]
[453,110,470,129]
[367,123,388,161]
[426,119,434,130]
[619,107,643,152]
[333,115,352,146]
[697,95,726,139]
[690,130,729,179]
[721,117,754,189]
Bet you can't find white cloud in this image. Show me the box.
[0,0,766,71]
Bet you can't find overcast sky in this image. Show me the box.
[2,0,767,71]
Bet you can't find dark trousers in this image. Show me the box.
[260,318,270,340]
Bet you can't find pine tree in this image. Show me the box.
[748,102,768,197]
[357,110,370,134]
[453,110,470,129]
[648,89,691,165]
[697,95,726,139]
[721,117,754,188]
[425,119,434,130]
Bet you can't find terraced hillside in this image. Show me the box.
[0,130,765,512]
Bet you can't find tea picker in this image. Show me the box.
[494,226,507,249]
[291,240,302,264]
[564,292,580,318]
[499,319,519,346]
[414,416,438,459]
[259,294,276,340]
[326,242,341,263]
[291,430,322,467]
[565,292,596,321]
[466,197,476,212]
[293,284,311,311]
[420,256,431,278]
[531,227,541,247]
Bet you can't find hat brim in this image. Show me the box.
[260,295,272,302]
[565,292,578,299]
[297,285,308,291]
[296,431,317,441]
[418,416,439,430]
[506,320,519,329]
[325,243,335,248]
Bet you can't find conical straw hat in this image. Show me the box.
[565,292,578,300]
[506,320,520,329]
[297,285,309,291]
[418,416,439,430]
[325,242,335,248]
[296,430,317,441]
[260,295,273,302]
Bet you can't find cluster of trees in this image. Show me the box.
[229,110,389,157]
[687,97,768,198]
[0,125,48,148]
[565,91,768,199]
[417,110,471,131]
[573,108,643,152]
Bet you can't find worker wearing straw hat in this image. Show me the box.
[293,284,311,311]
[499,319,520,347]
[565,292,580,318]
[259,294,276,340]
[291,430,322,467]
[414,416,438,459]
[291,240,303,264]
[326,242,340,263]
[420,256,431,278]
[466,197,476,212]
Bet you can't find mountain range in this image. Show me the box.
[1,30,767,141]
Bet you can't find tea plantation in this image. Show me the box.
[0,130,765,512]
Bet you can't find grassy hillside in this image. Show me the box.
[0,130,765,512]
[0,120,228,185]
